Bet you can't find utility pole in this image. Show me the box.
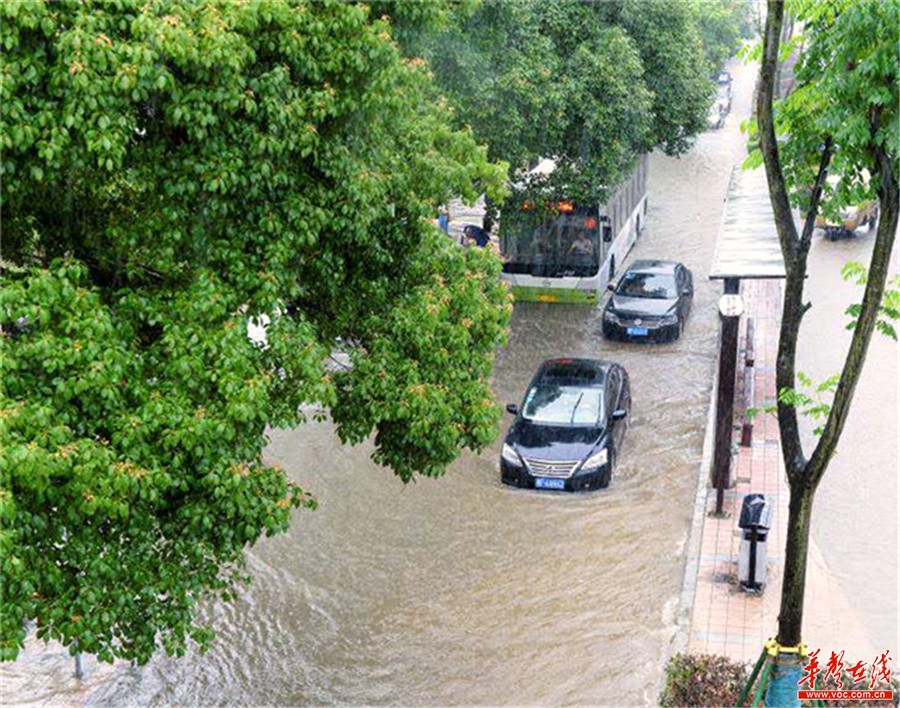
[712,284,743,515]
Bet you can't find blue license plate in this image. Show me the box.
[535,477,566,490]
[627,326,649,336]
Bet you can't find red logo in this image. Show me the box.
[798,649,894,702]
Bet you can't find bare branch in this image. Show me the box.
[799,138,833,247]
[757,0,801,260]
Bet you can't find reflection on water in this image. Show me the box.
[13,58,894,707]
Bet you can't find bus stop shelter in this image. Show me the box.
[708,167,786,514]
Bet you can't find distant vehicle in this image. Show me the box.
[707,102,725,130]
[498,154,648,304]
[602,260,693,343]
[716,84,732,113]
[711,71,732,123]
[814,200,879,241]
[501,358,631,491]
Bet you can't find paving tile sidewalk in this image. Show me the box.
[684,278,791,664]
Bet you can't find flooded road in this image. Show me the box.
[13,57,892,706]
[798,231,900,658]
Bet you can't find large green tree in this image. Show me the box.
[410,0,567,177]
[0,0,509,665]
[602,0,714,156]
[756,0,898,648]
[402,0,713,211]
[692,0,753,75]
[399,0,648,216]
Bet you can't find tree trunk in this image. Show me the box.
[776,481,814,647]
[757,0,900,653]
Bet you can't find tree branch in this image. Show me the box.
[758,0,800,259]
[759,0,809,478]
[799,138,833,248]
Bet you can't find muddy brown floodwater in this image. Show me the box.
[7,58,893,707]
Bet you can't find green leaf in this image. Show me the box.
[1,0,511,666]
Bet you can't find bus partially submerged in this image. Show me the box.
[499,153,648,304]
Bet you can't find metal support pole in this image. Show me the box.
[737,647,769,707]
[724,276,740,295]
[752,661,772,707]
[748,527,758,589]
[713,289,743,515]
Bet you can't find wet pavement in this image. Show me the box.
[3,55,896,706]
[682,247,898,667]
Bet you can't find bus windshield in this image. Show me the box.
[500,208,601,278]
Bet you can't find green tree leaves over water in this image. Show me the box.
[693,0,753,74]
[396,0,729,201]
[777,0,899,218]
[1,0,509,664]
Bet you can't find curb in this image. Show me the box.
[671,324,721,657]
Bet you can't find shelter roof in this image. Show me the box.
[710,167,786,280]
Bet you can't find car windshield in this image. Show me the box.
[522,385,604,426]
[616,272,677,299]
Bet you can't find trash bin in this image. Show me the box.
[738,493,773,592]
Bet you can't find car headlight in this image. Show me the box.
[603,309,619,323]
[581,447,608,469]
[501,443,522,466]
[659,314,679,326]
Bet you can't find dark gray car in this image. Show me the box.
[602,259,693,343]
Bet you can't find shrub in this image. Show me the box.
[660,652,749,707]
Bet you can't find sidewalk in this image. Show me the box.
[681,278,790,664]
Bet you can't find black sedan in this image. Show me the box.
[501,358,630,492]
[602,260,693,343]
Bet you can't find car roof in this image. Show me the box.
[534,358,613,387]
[626,259,682,275]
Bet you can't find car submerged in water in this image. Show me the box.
[602,260,693,343]
[501,358,631,492]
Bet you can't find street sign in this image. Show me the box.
[718,294,744,318]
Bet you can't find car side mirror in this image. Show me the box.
[506,403,519,415]
[607,283,616,292]
[611,409,627,421]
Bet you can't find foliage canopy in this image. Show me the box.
[400,0,718,203]
[1,0,509,664]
